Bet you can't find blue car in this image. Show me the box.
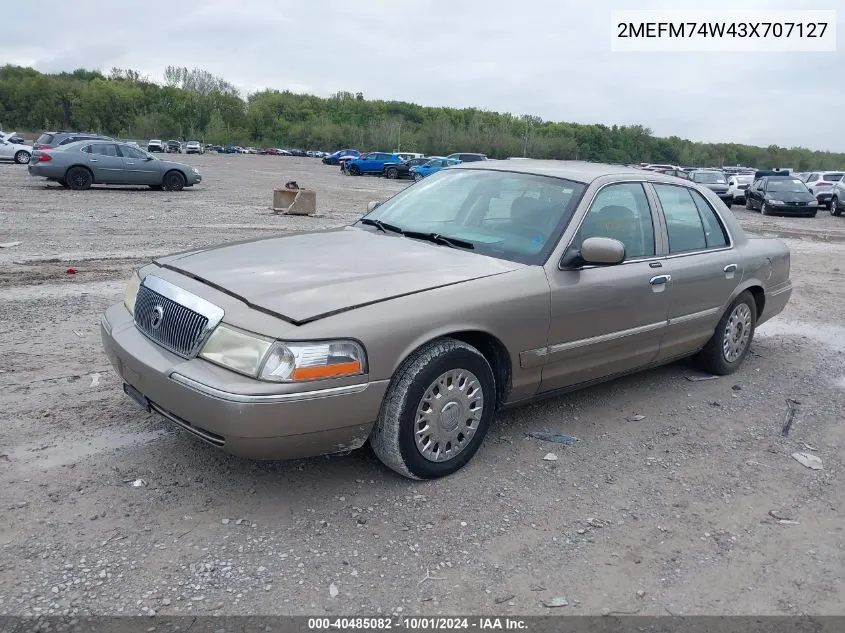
[410,157,461,181]
[346,152,405,176]
[322,149,361,165]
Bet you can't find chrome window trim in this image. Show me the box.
[169,372,368,404]
[556,179,660,271]
[648,181,736,251]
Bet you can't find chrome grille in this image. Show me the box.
[134,285,210,358]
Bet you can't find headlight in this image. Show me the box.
[768,199,784,205]
[808,200,818,206]
[199,324,273,376]
[192,167,200,173]
[123,271,141,314]
[259,340,366,382]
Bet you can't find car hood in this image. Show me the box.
[153,226,521,324]
[766,191,814,202]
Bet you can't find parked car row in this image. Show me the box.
[634,163,845,218]
[0,131,33,164]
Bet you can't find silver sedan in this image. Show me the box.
[27,140,202,191]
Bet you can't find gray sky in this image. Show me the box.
[4,0,843,151]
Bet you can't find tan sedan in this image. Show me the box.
[101,161,792,479]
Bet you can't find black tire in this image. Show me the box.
[832,197,841,216]
[14,150,30,164]
[414,173,423,182]
[370,338,496,480]
[57,179,68,188]
[745,197,753,210]
[66,166,93,190]
[807,211,817,218]
[385,167,399,179]
[349,165,361,176]
[162,170,185,191]
[695,291,757,376]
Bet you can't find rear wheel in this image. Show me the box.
[66,166,93,190]
[14,150,30,164]
[696,291,757,375]
[370,338,496,480]
[349,165,361,176]
[162,170,185,191]
[832,197,841,216]
[385,167,399,179]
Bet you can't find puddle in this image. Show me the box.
[5,428,166,470]
[756,319,845,353]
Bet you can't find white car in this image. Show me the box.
[727,174,754,203]
[0,135,32,164]
[147,139,165,153]
[185,141,204,155]
[803,171,844,209]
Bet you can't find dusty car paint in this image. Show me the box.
[101,160,792,477]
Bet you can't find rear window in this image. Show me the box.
[35,133,55,145]
[822,173,844,182]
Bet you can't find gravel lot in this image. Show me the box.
[1,156,843,617]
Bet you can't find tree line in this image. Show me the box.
[1,64,842,169]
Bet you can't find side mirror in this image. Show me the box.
[145,155,154,161]
[367,200,380,212]
[562,237,626,268]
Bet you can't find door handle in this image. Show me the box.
[126,162,135,165]
[649,274,671,285]
[90,159,99,162]
[724,264,738,273]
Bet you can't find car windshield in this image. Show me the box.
[822,173,844,182]
[357,168,586,265]
[692,172,727,184]
[35,133,54,145]
[766,179,808,193]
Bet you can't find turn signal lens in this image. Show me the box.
[259,340,366,383]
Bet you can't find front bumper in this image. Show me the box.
[100,303,388,460]
[188,172,202,185]
[767,203,817,215]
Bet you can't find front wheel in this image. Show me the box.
[370,338,496,480]
[761,202,771,216]
[14,150,30,164]
[745,197,753,210]
[695,291,757,375]
[832,197,842,216]
[413,173,423,182]
[349,165,360,176]
[162,170,185,191]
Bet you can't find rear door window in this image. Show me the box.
[653,184,708,253]
[89,143,119,157]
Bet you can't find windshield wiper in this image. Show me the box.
[402,231,475,250]
[359,218,404,234]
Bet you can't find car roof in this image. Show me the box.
[451,159,662,184]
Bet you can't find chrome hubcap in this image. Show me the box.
[723,303,752,363]
[414,369,484,462]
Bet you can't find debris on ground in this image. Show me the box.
[636,590,646,599]
[494,595,515,604]
[791,452,823,470]
[66,267,77,275]
[542,597,568,608]
[0,241,21,248]
[90,373,100,387]
[685,375,718,382]
[587,518,609,528]
[781,399,801,436]
[131,479,147,487]
[329,582,339,598]
[527,431,579,445]
[802,443,818,451]
[626,414,646,422]
[768,510,793,521]
[543,453,558,461]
